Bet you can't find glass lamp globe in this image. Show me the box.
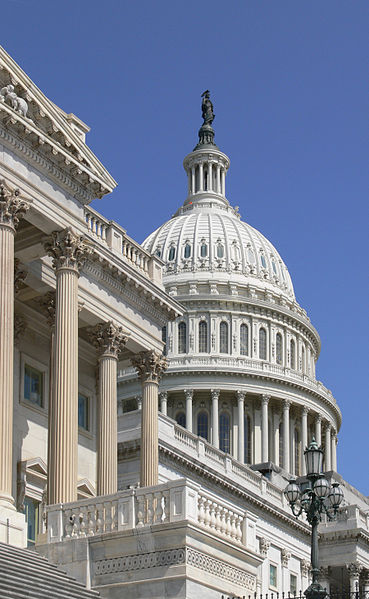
[301,489,312,510]
[284,480,301,504]
[313,477,330,498]
[327,483,344,508]
[304,438,323,476]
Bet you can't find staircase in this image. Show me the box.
[0,541,100,598]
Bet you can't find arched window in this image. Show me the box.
[290,339,296,369]
[272,261,277,274]
[301,344,306,374]
[260,254,267,268]
[168,246,176,261]
[219,412,230,453]
[219,321,229,353]
[155,248,161,258]
[259,328,267,360]
[279,422,284,468]
[162,326,167,356]
[294,428,301,475]
[175,412,186,428]
[276,333,283,365]
[199,321,208,353]
[178,322,187,354]
[247,249,255,264]
[217,244,224,258]
[200,242,208,258]
[240,324,249,356]
[184,243,191,259]
[244,414,252,463]
[197,411,208,440]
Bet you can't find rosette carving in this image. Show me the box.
[131,350,167,383]
[44,227,92,272]
[89,321,128,358]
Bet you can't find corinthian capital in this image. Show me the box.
[44,227,92,272]
[89,321,128,358]
[0,180,30,231]
[131,350,167,383]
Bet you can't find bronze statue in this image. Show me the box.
[201,90,214,126]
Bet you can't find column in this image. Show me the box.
[236,391,245,462]
[216,165,221,194]
[261,395,270,462]
[331,431,337,472]
[0,182,30,508]
[325,423,331,471]
[208,162,213,191]
[132,351,167,487]
[211,389,219,449]
[159,391,168,416]
[363,571,369,595]
[90,322,127,496]
[221,168,225,195]
[301,406,309,475]
[44,228,91,504]
[187,171,191,195]
[282,400,291,472]
[319,566,331,594]
[191,166,195,194]
[199,163,204,191]
[185,389,193,433]
[348,563,363,594]
[315,414,322,446]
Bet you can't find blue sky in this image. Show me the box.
[2,1,368,494]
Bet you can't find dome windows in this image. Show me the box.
[216,240,224,259]
[276,333,283,365]
[200,241,208,258]
[155,247,162,258]
[247,249,255,264]
[175,412,186,428]
[199,321,208,353]
[272,260,277,275]
[240,324,249,356]
[259,328,267,360]
[260,254,267,269]
[197,411,209,440]
[290,339,296,369]
[219,412,230,453]
[184,243,191,259]
[219,322,229,353]
[178,322,187,354]
[168,246,176,262]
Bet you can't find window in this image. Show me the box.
[247,249,255,263]
[290,339,296,369]
[219,322,229,353]
[24,497,40,547]
[290,574,298,595]
[184,243,191,259]
[168,246,176,261]
[219,412,230,453]
[175,412,186,428]
[240,324,249,356]
[259,328,267,360]
[272,260,277,274]
[155,248,161,258]
[269,564,277,589]
[301,344,306,374]
[162,326,167,356]
[199,321,208,353]
[200,241,208,257]
[78,393,89,431]
[197,411,208,440]
[276,333,283,365]
[260,254,266,268]
[24,364,43,407]
[217,244,224,258]
[279,422,284,468]
[294,428,301,475]
[244,414,252,463]
[178,322,187,354]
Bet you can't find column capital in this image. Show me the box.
[281,548,291,567]
[283,399,291,410]
[316,413,322,423]
[325,421,332,432]
[159,390,168,400]
[236,390,245,402]
[44,227,92,273]
[302,405,310,415]
[89,321,128,359]
[261,394,270,405]
[0,180,30,231]
[184,389,194,400]
[131,350,167,383]
[211,389,220,401]
[301,559,311,577]
[348,563,363,576]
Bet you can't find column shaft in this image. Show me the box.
[216,165,221,194]
[331,433,337,472]
[315,415,322,446]
[325,424,331,471]
[221,169,225,195]
[160,391,168,416]
[211,390,219,449]
[261,396,269,462]
[237,393,245,462]
[97,355,118,495]
[141,380,159,487]
[283,401,290,472]
[208,162,213,191]
[185,390,193,433]
[191,167,195,194]
[301,407,308,475]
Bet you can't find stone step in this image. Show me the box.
[0,548,71,580]
[0,578,97,599]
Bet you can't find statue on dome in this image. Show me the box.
[201,90,215,126]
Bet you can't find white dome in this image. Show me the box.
[143,202,295,301]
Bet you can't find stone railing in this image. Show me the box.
[46,478,257,552]
[320,504,369,530]
[84,206,162,284]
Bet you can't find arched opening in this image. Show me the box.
[301,344,306,374]
[279,422,284,468]
[219,412,230,453]
[200,242,208,258]
[219,321,229,353]
[259,328,267,360]
[168,246,176,262]
[199,321,208,353]
[240,324,249,356]
[178,322,187,354]
[197,411,209,440]
[276,332,283,365]
[294,428,301,475]
[290,339,296,369]
[184,243,191,259]
[175,412,186,428]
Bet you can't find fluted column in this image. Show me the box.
[237,391,245,462]
[185,389,193,433]
[199,163,204,191]
[90,322,127,496]
[301,406,309,475]
[261,395,270,462]
[132,351,167,487]
[331,432,337,472]
[325,423,331,471]
[208,162,213,191]
[159,391,168,416]
[191,167,195,194]
[315,414,322,446]
[0,182,30,508]
[216,165,221,194]
[348,563,363,594]
[211,389,220,449]
[282,400,291,472]
[44,228,91,504]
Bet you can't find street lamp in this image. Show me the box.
[284,438,344,599]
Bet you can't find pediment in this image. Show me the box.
[0,46,116,200]
[77,478,96,498]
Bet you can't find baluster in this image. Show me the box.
[136,494,145,527]
[204,498,211,528]
[87,505,96,536]
[79,506,87,537]
[104,501,113,532]
[85,213,91,229]
[236,515,243,543]
[153,491,163,523]
[219,506,227,536]
[215,503,222,532]
[225,509,232,537]
[96,503,104,533]
[101,225,107,241]
[146,493,154,525]
[198,495,206,525]
[64,508,74,539]
[209,502,216,529]
[230,513,237,539]
[162,490,170,522]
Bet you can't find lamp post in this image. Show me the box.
[284,438,344,599]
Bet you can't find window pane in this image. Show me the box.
[290,574,297,595]
[276,333,282,365]
[219,412,230,453]
[184,244,191,258]
[24,497,39,547]
[168,247,176,261]
[260,254,266,268]
[259,328,267,360]
[178,322,187,354]
[294,429,301,475]
[175,412,186,428]
[123,398,137,413]
[78,394,89,430]
[199,321,208,353]
[279,422,284,468]
[220,322,228,353]
[270,565,277,588]
[272,261,277,274]
[290,339,296,369]
[217,244,224,258]
[200,243,207,257]
[24,364,43,406]
[197,411,208,440]
[240,324,248,356]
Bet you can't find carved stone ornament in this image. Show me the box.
[184,389,194,401]
[44,227,92,272]
[0,180,30,231]
[14,313,27,347]
[259,537,270,557]
[211,389,220,401]
[0,84,28,118]
[38,291,56,327]
[89,321,128,359]
[348,563,363,577]
[301,559,311,577]
[14,258,27,295]
[281,548,291,567]
[131,350,168,383]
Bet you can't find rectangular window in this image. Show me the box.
[78,393,89,431]
[24,364,43,407]
[24,497,39,547]
[290,574,297,595]
[269,564,277,589]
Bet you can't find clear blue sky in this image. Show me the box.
[2,1,367,494]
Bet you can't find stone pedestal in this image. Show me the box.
[132,351,167,487]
